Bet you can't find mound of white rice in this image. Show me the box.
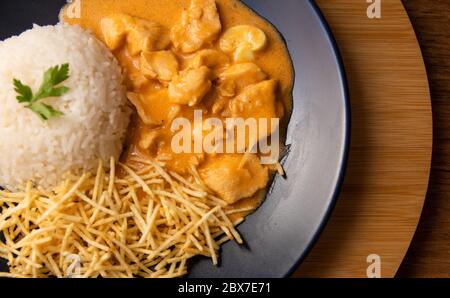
[0,24,131,188]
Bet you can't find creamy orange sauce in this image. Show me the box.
[63,0,293,218]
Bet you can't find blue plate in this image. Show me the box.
[0,0,350,278]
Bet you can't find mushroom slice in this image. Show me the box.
[140,51,179,81]
[233,45,255,63]
[168,66,213,106]
[219,25,267,62]
[220,25,267,52]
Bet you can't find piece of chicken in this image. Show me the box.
[170,0,222,53]
[127,18,171,56]
[140,51,179,81]
[128,89,176,127]
[189,49,229,68]
[100,14,134,50]
[188,49,229,78]
[138,129,161,152]
[199,154,269,204]
[211,96,230,115]
[230,80,279,138]
[217,63,267,97]
[168,66,213,106]
[101,14,170,55]
[127,92,153,126]
[126,71,150,90]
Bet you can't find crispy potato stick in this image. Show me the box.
[0,159,245,278]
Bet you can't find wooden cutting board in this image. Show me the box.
[294,0,432,277]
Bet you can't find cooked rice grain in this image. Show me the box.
[0,24,131,188]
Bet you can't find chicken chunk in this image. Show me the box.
[100,14,134,50]
[199,154,269,204]
[128,89,176,126]
[101,14,170,55]
[140,51,179,81]
[170,0,222,53]
[188,49,229,78]
[189,49,229,69]
[230,80,279,137]
[127,92,153,126]
[127,18,170,56]
[127,71,150,90]
[217,63,267,97]
[138,129,161,152]
[168,66,213,106]
[211,96,229,114]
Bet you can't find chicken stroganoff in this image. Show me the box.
[0,0,294,278]
[65,0,294,218]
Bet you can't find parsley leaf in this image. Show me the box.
[34,64,70,100]
[13,63,70,121]
[13,79,33,103]
[27,102,64,121]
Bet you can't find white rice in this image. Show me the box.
[0,24,131,188]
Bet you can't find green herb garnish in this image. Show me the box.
[13,63,70,120]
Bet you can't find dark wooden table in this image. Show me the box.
[397,0,450,278]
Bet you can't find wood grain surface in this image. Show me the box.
[294,0,433,277]
[397,0,450,278]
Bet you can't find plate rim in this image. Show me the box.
[283,0,351,277]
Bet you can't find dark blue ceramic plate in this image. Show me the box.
[0,0,350,278]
